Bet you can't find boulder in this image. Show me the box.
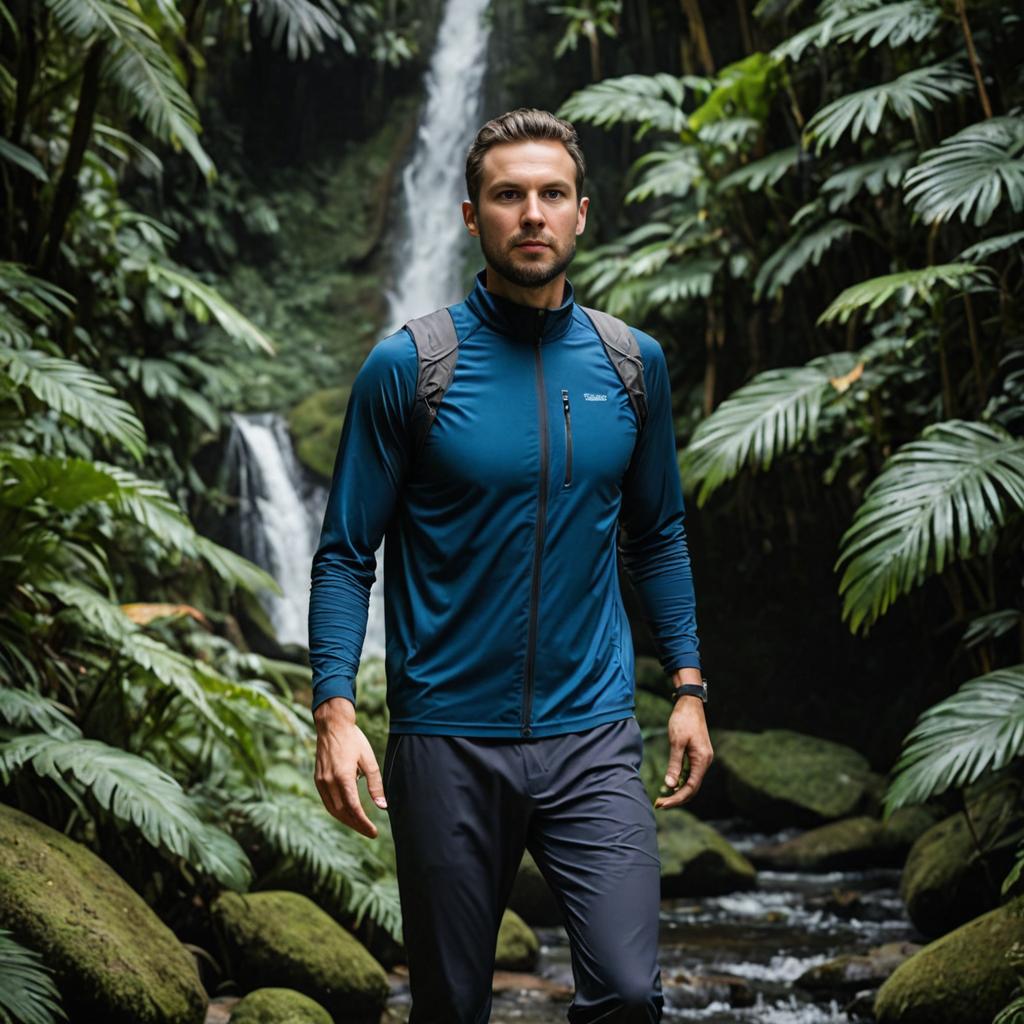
[657,809,756,896]
[508,849,562,926]
[287,386,350,481]
[900,786,1019,938]
[211,890,388,1023]
[0,802,207,1024]
[495,909,539,971]
[748,806,939,872]
[714,729,874,827]
[874,898,1024,1024]
[229,987,333,1023]
[796,941,921,994]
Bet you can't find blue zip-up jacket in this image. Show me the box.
[308,268,701,737]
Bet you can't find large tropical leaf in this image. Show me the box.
[0,689,80,740]
[0,735,252,889]
[0,928,67,1024]
[958,229,1024,263]
[803,62,973,153]
[253,0,357,59]
[820,147,917,212]
[681,353,861,505]
[817,263,987,324]
[903,116,1024,227]
[624,144,703,203]
[754,219,859,300]
[717,145,800,193]
[883,665,1024,814]
[1,456,119,512]
[835,420,1024,633]
[834,0,942,48]
[558,74,702,137]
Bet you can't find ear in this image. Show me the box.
[575,195,590,236]
[462,200,480,238]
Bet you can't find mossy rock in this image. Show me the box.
[633,656,668,694]
[874,898,1024,1024]
[900,786,1019,938]
[657,809,756,896]
[287,386,351,480]
[495,909,539,971]
[211,890,388,1023]
[715,729,873,827]
[508,849,562,926]
[0,802,206,1024]
[796,941,920,995]
[633,687,671,730]
[230,987,332,1023]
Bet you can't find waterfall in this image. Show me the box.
[386,0,493,330]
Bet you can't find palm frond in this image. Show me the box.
[958,229,1024,263]
[0,264,74,324]
[1,456,119,512]
[835,0,942,47]
[904,116,1024,227]
[883,664,1024,814]
[558,73,702,137]
[717,145,800,192]
[963,610,1024,649]
[95,461,197,551]
[625,144,703,203]
[754,219,859,300]
[0,735,252,889]
[0,689,81,740]
[254,0,356,60]
[0,928,67,1024]
[0,347,147,459]
[994,993,1024,1024]
[681,356,859,505]
[804,61,973,153]
[817,263,987,324]
[193,535,281,595]
[0,137,49,183]
[820,147,917,212]
[835,420,1024,633]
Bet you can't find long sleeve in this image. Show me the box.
[307,331,417,713]
[617,328,701,674]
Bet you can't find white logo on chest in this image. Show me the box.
[583,392,608,401]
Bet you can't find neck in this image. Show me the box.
[483,265,566,309]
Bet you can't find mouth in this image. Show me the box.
[515,241,550,252]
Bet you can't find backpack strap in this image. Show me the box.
[580,306,648,432]
[403,307,459,458]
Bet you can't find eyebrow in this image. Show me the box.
[488,179,573,192]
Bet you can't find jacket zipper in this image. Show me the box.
[561,388,573,488]
[522,314,548,737]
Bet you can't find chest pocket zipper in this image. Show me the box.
[561,389,573,488]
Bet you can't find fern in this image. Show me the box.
[883,664,1024,814]
[804,62,973,153]
[835,420,1024,633]
[903,115,1024,227]
[0,734,252,889]
[0,929,67,1024]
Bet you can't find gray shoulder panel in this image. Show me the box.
[580,305,648,431]
[403,307,459,458]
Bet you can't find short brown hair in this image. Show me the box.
[465,108,586,206]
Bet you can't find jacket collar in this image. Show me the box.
[464,268,576,344]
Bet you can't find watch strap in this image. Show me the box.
[671,677,708,705]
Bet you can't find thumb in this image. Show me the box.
[362,755,387,809]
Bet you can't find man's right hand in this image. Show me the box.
[313,697,387,839]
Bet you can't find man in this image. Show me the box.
[309,108,712,1023]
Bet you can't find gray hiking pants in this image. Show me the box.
[383,715,664,1023]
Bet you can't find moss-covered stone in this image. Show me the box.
[900,787,1019,938]
[0,802,206,1024]
[229,987,333,1023]
[874,898,1024,1024]
[657,809,756,896]
[715,729,873,827]
[508,849,563,926]
[211,890,388,1023]
[495,909,539,971]
[287,386,351,481]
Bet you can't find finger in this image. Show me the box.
[361,754,387,809]
[664,744,687,789]
[340,778,378,839]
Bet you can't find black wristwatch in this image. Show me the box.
[670,676,708,705]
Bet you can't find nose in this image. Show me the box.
[521,191,545,227]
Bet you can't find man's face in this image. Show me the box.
[462,140,589,290]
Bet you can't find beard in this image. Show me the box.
[478,223,577,290]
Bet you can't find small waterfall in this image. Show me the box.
[224,412,385,656]
[386,0,493,330]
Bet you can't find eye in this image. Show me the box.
[497,189,520,200]
[543,189,564,200]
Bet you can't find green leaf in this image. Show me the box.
[820,147,917,212]
[904,116,1024,227]
[883,664,1024,813]
[558,73,702,137]
[817,263,987,324]
[0,137,48,183]
[1,456,119,512]
[255,0,358,60]
[958,229,1024,263]
[834,1,942,48]
[835,420,1024,633]
[754,219,859,300]
[718,145,800,192]
[0,735,252,889]
[625,144,703,203]
[993,993,1024,1024]
[0,689,81,740]
[0,928,67,1024]
[804,61,973,153]
[689,52,782,132]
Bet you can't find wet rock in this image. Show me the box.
[714,729,875,828]
[663,968,756,1009]
[508,849,563,926]
[795,941,921,994]
[874,897,1024,1024]
[495,909,539,971]
[657,809,757,896]
[845,988,879,1019]
[0,803,207,1024]
[748,806,939,872]
[229,987,332,1023]
[491,971,572,999]
[900,785,1020,938]
[211,890,388,1023]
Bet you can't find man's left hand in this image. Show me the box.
[654,697,713,809]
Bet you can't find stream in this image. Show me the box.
[383,820,916,1023]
